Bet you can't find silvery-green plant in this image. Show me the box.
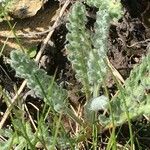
[85,0,122,20]
[66,3,91,96]
[10,50,67,112]
[90,54,150,127]
[8,0,150,134]
[66,1,122,95]
[89,95,109,112]
[66,0,150,128]
[109,53,150,126]
[10,50,84,126]
[66,1,122,123]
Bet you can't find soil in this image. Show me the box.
[0,0,150,149]
[0,0,59,56]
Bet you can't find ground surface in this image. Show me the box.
[0,0,150,149]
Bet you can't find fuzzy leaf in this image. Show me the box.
[98,54,150,126]
[10,50,67,112]
[66,2,91,93]
[85,0,123,20]
[89,95,109,111]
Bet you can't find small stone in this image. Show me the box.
[6,0,47,18]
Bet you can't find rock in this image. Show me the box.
[6,0,48,18]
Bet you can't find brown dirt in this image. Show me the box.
[0,1,59,56]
